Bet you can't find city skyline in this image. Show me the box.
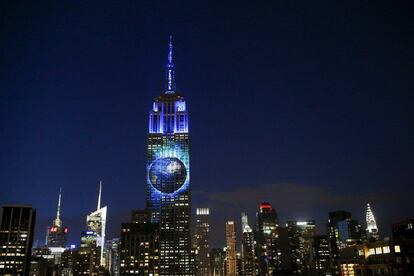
[1,1,413,250]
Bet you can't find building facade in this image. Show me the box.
[255,202,280,275]
[120,210,159,275]
[195,208,210,276]
[226,221,237,276]
[285,220,316,274]
[0,205,36,276]
[313,235,331,275]
[210,248,226,276]
[241,213,255,276]
[146,37,192,275]
[327,211,362,275]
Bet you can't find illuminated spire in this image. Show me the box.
[241,212,252,233]
[165,35,175,93]
[97,180,102,211]
[53,188,62,227]
[366,203,379,239]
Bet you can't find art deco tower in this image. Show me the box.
[146,37,192,275]
[46,188,68,249]
[365,203,379,241]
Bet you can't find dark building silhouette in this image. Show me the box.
[327,211,362,275]
[210,248,226,276]
[313,235,330,275]
[285,220,316,274]
[120,210,159,275]
[339,239,414,275]
[0,205,36,276]
[392,218,414,240]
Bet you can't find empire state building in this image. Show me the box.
[146,37,192,275]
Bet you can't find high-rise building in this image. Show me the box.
[392,218,414,240]
[255,202,280,275]
[46,189,68,266]
[0,205,36,275]
[30,247,57,276]
[225,221,237,276]
[210,248,226,276]
[365,203,379,241]
[104,238,120,276]
[120,210,159,275]
[327,211,362,275]
[285,220,316,274]
[46,189,68,249]
[313,235,330,275]
[195,208,210,276]
[146,36,192,275]
[86,181,107,266]
[241,213,255,276]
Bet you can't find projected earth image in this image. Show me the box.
[149,157,187,193]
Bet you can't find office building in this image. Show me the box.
[285,220,316,274]
[120,210,159,275]
[241,213,255,276]
[146,37,192,275]
[86,181,107,266]
[327,211,362,275]
[313,235,330,275]
[46,189,68,249]
[0,205,36,275]
[392,218,414,240]
[194,208,210,276]
[225,221,237,276]
[210,248,226,276]
[255,202,280,275]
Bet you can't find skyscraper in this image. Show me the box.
[210,248,226,276]
[241,213,256,276]
[365,203,379,241]
[0,205,36,275]
[285,220,316,274]
[255,202,280,275]
[313,235,330,275]
[195,208,210,276]
[146,36,192,275]
[327,211,362,275]
[46,189,68,250]
[120,210,159,275]
[86,181,107,266]
[225,221,237,276]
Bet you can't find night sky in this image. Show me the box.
[1,1,413,248]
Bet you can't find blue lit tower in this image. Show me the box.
[146,36,192,275]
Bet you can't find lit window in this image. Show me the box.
[394,245,401,253]
[375,247,382,254]
[368,248,375,255]
[382,246,390,254]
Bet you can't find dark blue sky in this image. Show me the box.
[1,1,413,247]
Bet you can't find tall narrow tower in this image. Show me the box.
[225,221,237,276]
[86,181,107,266]
[195,208,210,276]
[365,203,379,241]
[46,188,68,249]
[146,36,192,275]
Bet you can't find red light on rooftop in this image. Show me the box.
[260,202,272,209]
[64,228,68,233]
